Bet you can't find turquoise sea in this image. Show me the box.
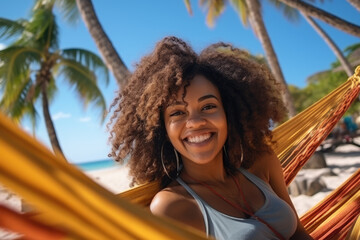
[75,159,118,171]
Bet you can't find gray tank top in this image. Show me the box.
[176,168,297,240]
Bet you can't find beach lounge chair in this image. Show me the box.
[0,66,359,239]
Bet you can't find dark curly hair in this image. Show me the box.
[108,36,286,187]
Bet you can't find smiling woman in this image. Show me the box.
[163,75,228,168]
[106,36,313,239]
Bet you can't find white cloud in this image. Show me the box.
[0,43,6,50]
[23,126,31,133]
[79,117,91,122]
[52,112,71,120]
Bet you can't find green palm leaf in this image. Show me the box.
[0,18,26,40]
[0,46,41,87]
[55,59,107,121]
[25,6,59,50]
[34,0,79,23]
[0,76,38,125]
[199,0,226,27]
[61,48,109,85]
[344,42,360,56]
[229,0,248,26]
[0,3,108,156]
[183,0,193,15]
[0,68,31,108]
[267,0,299,22]
[55,0,79,23]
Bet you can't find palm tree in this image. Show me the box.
[51,0,130,87]
[302,14,353,77]
[277,0,360,37]
[244,0,296,116]
[0,2,109,159]
[184,0,297,116]
[347,0,360,12]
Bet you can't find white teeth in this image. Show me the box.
[187,133,211,143]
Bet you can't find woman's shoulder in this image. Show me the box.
[150,184,185,211]
[150,182,205,231]
[248,150,279,183]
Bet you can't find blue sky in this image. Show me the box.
[0,1,359,163]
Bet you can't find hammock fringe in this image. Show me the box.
[0,66,359,239]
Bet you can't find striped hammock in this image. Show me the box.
[0,66,359,239]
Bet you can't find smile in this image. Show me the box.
[186,133,212,143]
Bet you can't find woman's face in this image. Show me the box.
[163,75,227,166]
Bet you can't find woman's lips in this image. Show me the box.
[184,133,213,144]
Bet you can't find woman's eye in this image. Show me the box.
[202,104,216,111]
[169,111,184,117]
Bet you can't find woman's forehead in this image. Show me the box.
[177,75,219,98]
[164,75,221,107]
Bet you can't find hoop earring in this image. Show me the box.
[223,143,244,166]
[173,148,181,176]
[239,143,244,166]
[161,142,182,178]
[161,142,171,178]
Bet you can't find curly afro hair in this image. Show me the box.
[108,36,286,187]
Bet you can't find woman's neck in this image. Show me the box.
[180,161,228,184]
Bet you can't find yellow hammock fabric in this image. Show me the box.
[0,66,359,239]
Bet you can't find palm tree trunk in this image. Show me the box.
[303,14,353,77]
[75,0,130,87]
[245,0,296,117]
[347,0,360,12]
[277,0,360,37]
[41,84,65,159]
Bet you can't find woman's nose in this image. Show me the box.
[186,114,206,128]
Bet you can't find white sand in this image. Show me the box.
[1,144,359,238]
[85,164,132,194]
[291,144,360,216]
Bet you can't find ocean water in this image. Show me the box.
[75,159,118,171]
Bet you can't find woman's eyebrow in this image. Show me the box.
[166,94,219,108]
[166,101,185,107]
[198,94,219,102]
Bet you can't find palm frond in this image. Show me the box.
[61,48,109,85]
[0,77,38,124]
[199,0,226,27]
[55,0,80,23]
[55,59,106,121]
[183,0,193,15]
[26,7,59,50]
[267,0,300,22]
[33,0,55,11]
[229,0,248,26]
[0,18,26,40]
[344,43,360,56]
[0,68,31,108]
[0,46,41,88]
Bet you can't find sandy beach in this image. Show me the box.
[1,144,359,238]
[291,144,360,216]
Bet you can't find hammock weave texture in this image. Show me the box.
[0,66,359,239]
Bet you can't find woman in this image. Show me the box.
[0,36,311,239]
[108,36,312,239]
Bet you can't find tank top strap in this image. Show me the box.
[176,177,210,235]
[238,168,274,193]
